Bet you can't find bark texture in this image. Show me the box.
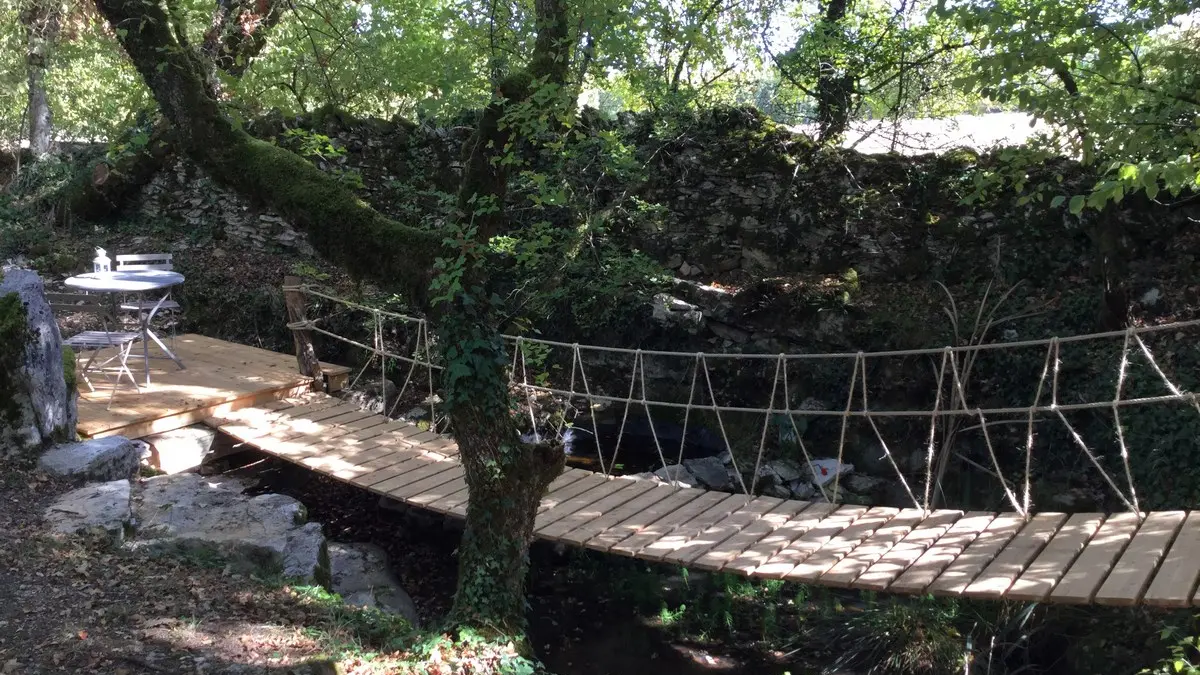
[22,0,61,157]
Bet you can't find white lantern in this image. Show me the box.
[93,247,110,273]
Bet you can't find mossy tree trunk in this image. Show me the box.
[61,0,285,222]
[438,0,573,634]
[95,0,576,637]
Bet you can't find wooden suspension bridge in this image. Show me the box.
[75,334,1200,610]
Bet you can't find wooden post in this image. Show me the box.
[283,276,324,392]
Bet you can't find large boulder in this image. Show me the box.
[141,425,221,474]
[328,542,419,626]
[129,473,330,586]
[43,479,133,544]
[0,269,77,458]
[38,436,140,481]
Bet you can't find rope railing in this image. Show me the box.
[282,282,1200,517]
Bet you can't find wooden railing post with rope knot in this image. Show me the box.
[283,276,324,392]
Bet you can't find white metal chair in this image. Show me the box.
[115,252,182,340]
[46,292,142,408]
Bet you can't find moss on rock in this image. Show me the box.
[0,292,31,430]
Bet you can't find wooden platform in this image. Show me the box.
[76,333,347,440]
[202,392,1200,607]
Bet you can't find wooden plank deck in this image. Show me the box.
[186,390,1200,604]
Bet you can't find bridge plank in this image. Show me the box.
[1144,512,1200,607]
[641,493,756,563]
[538,472,609,514]
[592,488,708,553]
[389,464,465,501]
[890,513,995,595]
[538,479,658,540]
[820,508,928,588]
[535,479,633,531]
[927,513,1025,596]
[1096,511,1186,606]
[409,474,467,510]
[373,456,460,494]
[788,507,902,582]
[1006,512,1104,602]
[855,510,963,592]
[350,453,438,488]
[663,497,785,567]
[724,503,840,575]
[690,499,811,572]
[963,512,1068,598]
[755,505,868,579]
[558,483,684,547]
[1048,512,1140,604]
[610,491,730,557]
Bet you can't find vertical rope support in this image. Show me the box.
[386,320,424,418]
[948,352,1024,515]
[571,344,609,475]
[1049,338,1139,513]
[376,310,386,416]
[675,354,703,472]
[1134,333,1200,416]
[782,360,831,502]
[610,349,643,477]
[858,357,921,509]
[516,338,539,435]
[832,353,862,502]
[750,355,786,495]
[700,354,752,496]
[422,320,438,431]
[1022,342,1055,516]
[1112,328,1140,514]
[923,350,950,511]
[637,352,672,484]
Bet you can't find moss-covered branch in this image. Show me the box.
[94,0,441,297]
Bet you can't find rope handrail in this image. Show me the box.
[283,283,1200,361]
[283,282,1200,517]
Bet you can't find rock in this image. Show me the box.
[130,473,330,586]
[653,464,696,487]
[682,456,734,490]
[764,484,791,499]
[843,473,887,496]
[0,269,77,457]
[44,479,132,543]
[786,479,817,500]
[38,436,140,481]
[328,543,419,625]
[399,406,430,422]
[343,379,399,415]
[708,321,750,344]
[650,293,704,333]
[679,262,693,276]
[1141,287,1162,306]
[140,425,220,474]
[666,254,683,269]
[764,459,806,483]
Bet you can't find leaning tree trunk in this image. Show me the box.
[59,0,285,222]
[22,0,60,157]
[96,0,575,637]
[814,0,853,143]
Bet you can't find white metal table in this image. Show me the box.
[64,270,186,386]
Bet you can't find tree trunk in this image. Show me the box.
[22,0,60,157]
[439,0,573,634]
[57,0,287,220]
[95,0,576,638]
[815,0,853,143]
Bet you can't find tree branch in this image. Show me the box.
[94,0,442,300]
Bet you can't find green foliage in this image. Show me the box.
[0,291,31,430]
[1141,626,1200,675]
